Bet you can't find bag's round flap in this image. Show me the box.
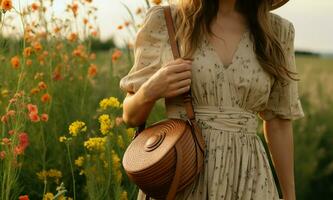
[122,118,188,173]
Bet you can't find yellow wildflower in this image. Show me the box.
[47,169,62,178]
[99,152,105,161]
[43,193,54,200]
[111,150,120,169]
[75,156,84,167]
[120,190,128,200]
[57,195,68,200]
[69,120,87,136]
[99,97,120,110]
[36,169,62,184]
[126,128,135,139]
[36,170,48,180]
[98,114,113,135]
[1,89,9,97]
[103,160,108,168]
[49,169,61,183]
[115,169,122,183]
[117,135,124,149]
[59,136,67,143]
[49,169,62,183]
[84,137,107,151]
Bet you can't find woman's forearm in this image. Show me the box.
[122,82,158,127]
[263,118,296,200]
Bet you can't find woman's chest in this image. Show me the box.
[161,34,275,100]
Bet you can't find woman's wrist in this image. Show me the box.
[140,81,160,103]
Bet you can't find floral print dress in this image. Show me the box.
[119,4,305,200]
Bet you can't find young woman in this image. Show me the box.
[119,0,305,199]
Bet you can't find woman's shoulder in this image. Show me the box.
[140,5,166,30]
[268,12,295,42]
[141,4,178,28]
[136,4,180,45]
[269,12,294,29]
[134,5,170,45]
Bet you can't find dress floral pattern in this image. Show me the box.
[119,4,305,200]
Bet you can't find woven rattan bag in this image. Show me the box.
[122,5,206,200]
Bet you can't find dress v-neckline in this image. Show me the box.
[205,30,250,69]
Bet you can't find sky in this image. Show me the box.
[12,0,333,54]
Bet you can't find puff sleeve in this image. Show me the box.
[258,16,305,121]
[119,5,167,94]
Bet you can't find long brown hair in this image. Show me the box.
[170,0,298,83]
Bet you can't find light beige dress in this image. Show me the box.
[119,4,305,200]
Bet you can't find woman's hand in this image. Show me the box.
[141,58,193,102]
[122,58,192,127]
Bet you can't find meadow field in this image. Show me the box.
[0,0,332,200]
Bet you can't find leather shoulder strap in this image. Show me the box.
[163,5,195,121]
[163,5,181,59]
[134,5,196,139]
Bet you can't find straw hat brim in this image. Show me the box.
[271,0,289,10]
